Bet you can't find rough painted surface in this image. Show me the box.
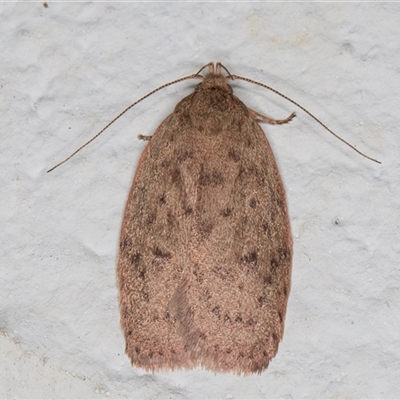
[1,3,399,398]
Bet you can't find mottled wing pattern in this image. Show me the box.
[117,73,292,374]
[118,113,197,371]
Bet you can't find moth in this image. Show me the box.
[117,62,293,374]
[48,62,379,375]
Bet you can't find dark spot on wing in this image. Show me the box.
[228,148,241,162]
[153,247,171,259]
[249,197,257,208]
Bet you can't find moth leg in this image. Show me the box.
[248,108,296,125]
[137,134,152,141]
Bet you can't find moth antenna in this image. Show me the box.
[216,62,234,80]
[195,62,214,76]
[47,73,202,173]
[230,74,381,164]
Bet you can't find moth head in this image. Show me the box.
[196,62,233,93]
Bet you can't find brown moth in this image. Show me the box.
[48,62,379,374]
[117,62,294,374]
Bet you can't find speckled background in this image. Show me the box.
[1,2,399,399]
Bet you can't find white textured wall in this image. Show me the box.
[1,2,399,399]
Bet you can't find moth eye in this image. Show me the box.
[195,83,202,92]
